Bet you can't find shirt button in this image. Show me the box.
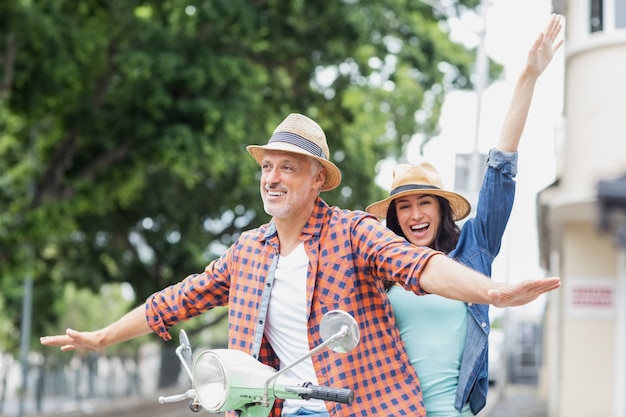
[266,282,271,287]
[259,319,264,325]
[481,322,487,328]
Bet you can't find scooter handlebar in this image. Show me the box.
[300,382,354,405]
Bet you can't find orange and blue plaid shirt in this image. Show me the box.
[146,197,440,417]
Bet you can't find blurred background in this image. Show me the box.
[1,0,625,416]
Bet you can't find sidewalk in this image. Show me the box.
[5,383,547,417]
[486,383,547,417]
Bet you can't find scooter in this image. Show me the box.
[158,310,360,417]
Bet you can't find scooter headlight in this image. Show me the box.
[193,350,228,412]
[193,348,279,413]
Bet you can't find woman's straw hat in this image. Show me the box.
[366,162,471,221]
[247,113,341,191]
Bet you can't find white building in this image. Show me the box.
[537,1,626,416]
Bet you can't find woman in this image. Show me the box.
[365,14,563,417]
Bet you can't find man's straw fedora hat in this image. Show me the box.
[366,162,471,221]
[247,113,341,191]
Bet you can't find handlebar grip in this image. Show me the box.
[301,382,354,405]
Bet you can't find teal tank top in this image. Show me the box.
[388,285,473,416]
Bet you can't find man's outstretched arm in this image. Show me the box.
[420,253,560,307]
[40,305,152,352]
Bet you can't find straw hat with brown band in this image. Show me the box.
[247,113,342,192]
[366,162,471,222]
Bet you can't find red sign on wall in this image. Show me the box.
[566,278,615,316]
[571,286,613,308]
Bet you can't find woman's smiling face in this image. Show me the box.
[394,194,441,248]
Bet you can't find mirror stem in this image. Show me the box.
[262,325,349,406]
[176,345,194,382]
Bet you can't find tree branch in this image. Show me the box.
[75,137,132,184]
[0,32,17,102]
[33,131,79,206]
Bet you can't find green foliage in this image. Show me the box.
[490,315,503,329]
[0,296,16,351]
[0,0,499,355]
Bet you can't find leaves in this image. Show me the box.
[0,0,498,355]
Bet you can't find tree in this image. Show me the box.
[0,0,500,381]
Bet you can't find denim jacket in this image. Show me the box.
[449,148,517,414]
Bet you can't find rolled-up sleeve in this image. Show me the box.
[355,214,441,295]
[486,147,518,176]
[145,253,232,340]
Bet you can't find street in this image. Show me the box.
[11,382,543,417]
[39,396,224,417]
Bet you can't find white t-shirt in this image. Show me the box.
[264,242,327,414]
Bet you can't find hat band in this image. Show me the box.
[269,132,327,160]
[390,184,440,196]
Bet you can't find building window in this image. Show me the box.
[617,0,626,28]
[591,0,604,32]
[590,0,626,32]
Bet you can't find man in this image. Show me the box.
[41,113,560,417]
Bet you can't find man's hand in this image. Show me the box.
[40,306,153,352]
[40,328,105,352]
[487,277,561,308]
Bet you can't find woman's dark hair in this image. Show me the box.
[383,196,462,291]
